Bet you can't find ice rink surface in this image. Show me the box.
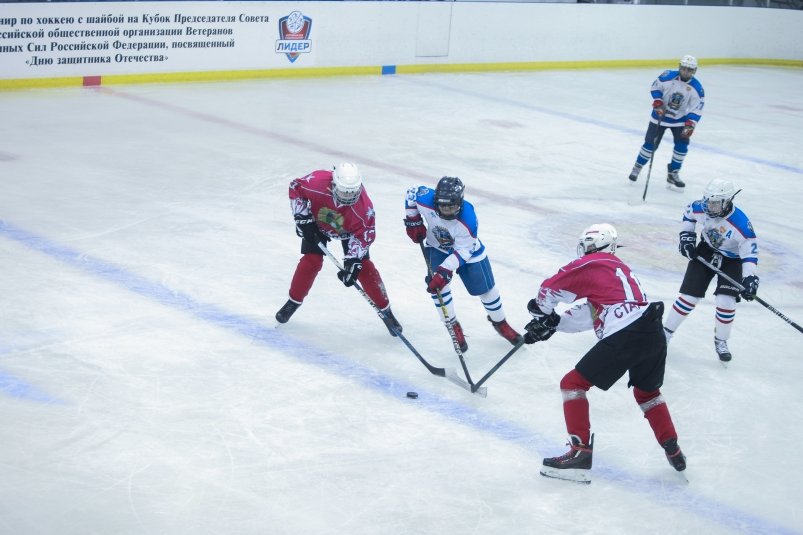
[1,65,802,534]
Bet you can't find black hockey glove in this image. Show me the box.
[679,231,696,260]
[295,214,326,245]
[524,299,560,344]
[337,257,363,287]
[741,275,759,301]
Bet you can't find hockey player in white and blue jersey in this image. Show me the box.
[629,55,705,191]
[403,177,522,352]
[663,178,759,363]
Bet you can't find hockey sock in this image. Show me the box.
[480,287,505,323]
[664,293,700,333]
[288,253,323,302]
[431,286,456,322]
[560,369,593,445]
[634,387,677,445]
[356,259,390,309]
[670,145,688,171]
[714,294,737,340]
[636,145,654,167]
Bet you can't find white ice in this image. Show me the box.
[1,66,802,535]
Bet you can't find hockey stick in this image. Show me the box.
[419,242,487,397]
[642,119,665,202]
[695,256,803,335]
[317,242,446,377]
[470,338,526,393]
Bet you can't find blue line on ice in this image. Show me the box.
[0,219,794,535]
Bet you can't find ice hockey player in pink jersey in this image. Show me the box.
[523,224,685,483]
[275,163,402,336]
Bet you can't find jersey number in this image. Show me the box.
[615,267,646,302]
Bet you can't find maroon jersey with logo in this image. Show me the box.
[289,170,376,259]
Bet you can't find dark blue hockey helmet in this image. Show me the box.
[434,176,464,220]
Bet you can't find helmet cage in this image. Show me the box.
[332,163,363,206]
[577,224,618,257]
[702,179,736,218]
[434,176,465,220]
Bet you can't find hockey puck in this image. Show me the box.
[406,391,418,399]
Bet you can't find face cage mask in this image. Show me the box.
[704,198,728,217]
[333,186,361,206]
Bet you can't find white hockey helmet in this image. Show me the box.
[679,55,698,81]
[332,163,363,206]
[577,223,618,257]
[702,178,737,218]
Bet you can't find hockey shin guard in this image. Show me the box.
[560,369,593,445]
[480,287,505,323]
[356,259,390,309]
[664,294,700,333]
[634,387,677,445]
[715,293,737,341]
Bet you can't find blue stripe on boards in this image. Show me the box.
[0,219,795,535]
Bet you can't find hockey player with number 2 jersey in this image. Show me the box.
[522,224,685,484]
[663,178,759,363]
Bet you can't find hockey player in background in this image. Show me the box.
[663,178,759,363]
[403,176,521,352]
[523,224,685,484]
[275,163,403,336]
[629,55,705,191]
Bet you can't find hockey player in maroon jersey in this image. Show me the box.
[523,224,685,483]
[275,163,402,336]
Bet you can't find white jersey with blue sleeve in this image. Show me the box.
[651,70,705,127]
[681,201,758,278]
[405,185,487,273]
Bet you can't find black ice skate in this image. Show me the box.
[275,299,301,323]
[662,438,687,472]
[540,434,593,484]
[488,316,523,345]
[666,165,686,191]
[380,307,403,337]
[715,337,732,362]
[629,164,642,182]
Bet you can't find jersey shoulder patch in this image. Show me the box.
[658,69,677,82]
[689,78,704,97]
[726,207,757,238]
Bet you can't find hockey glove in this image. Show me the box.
[741,275,759,301]
[679,231,697,260]
[524,299,560,344]
[404,216,427,244]
[337,257,363,287]
[681,120,696,139]
[652,99,665,118]
[426,266,452,294]
[295,214,326,245]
